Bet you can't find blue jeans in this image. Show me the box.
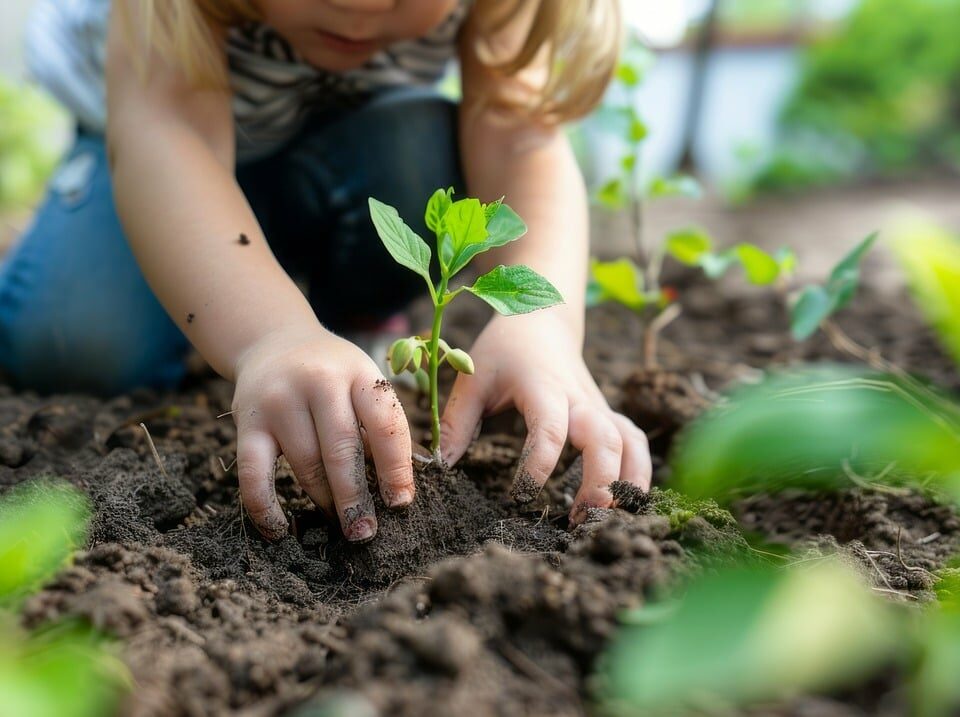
[0,90,463,395]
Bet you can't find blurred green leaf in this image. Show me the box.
[649,175,703,200]
[890,218,960,368]
[599,560,898,713]
[596,178,627,211]
[790,234,876,340]
[665,228,713,266]
[699,251,739,279]
[734,244,781,285]
[616,62,642,88]
[0,621,127,717]
[827,233,878,309]
[775,247,798,277]
[0,483,89,606]
[671,366,960,503]
[589,259,646,312]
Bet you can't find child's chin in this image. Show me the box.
[300,47,379,73]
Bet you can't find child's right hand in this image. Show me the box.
[230,325,416,542]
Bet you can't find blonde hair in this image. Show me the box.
[120,0,622,124]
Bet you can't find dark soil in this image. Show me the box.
[4,231,960,715]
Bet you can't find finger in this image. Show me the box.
[236,427,288,540]
[511,391,569,505]
[271,407,336,518]
[311,392,377,543]
[567,404,623,526]
[439,372,488,466]
[353,378,415,509]
[611,413,653,491]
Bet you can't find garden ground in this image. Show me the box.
[3,176,960,716]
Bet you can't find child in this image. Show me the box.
[1,0,651,542]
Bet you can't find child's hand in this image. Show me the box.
[231,326,416,542]
[440,312,651,524]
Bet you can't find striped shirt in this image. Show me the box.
[26,0,469,158]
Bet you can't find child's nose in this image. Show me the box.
[326,0,397,13]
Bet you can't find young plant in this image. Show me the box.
[369,189,563,459]
[587,44,798,368]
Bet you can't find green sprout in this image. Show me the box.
[369,189,563,458]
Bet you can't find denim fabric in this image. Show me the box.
[0,89,463,395]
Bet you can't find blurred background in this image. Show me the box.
[2,0,960,278]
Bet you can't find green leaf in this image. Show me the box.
[775,247,798,276]
[735,244,781,285]
[620,154,636,173]
[424,187,453,238]
[616,61,642,87]
[467,265,564,316]
[665,227,713,266]
[890,220,960,367]
[589,259,646,312]
[0,483,89,606]
[601,560,898,712]
[649,175,702,199]
[671,365,960,502]
[699,251,738,279]
[629,116,648,143]
[790,285,833,340]
[826,232,877,309]
[596,178,626,210]
[444,198,488,253]
[446,201,527,277]
[483,197,504,223]
[369,198,433,283]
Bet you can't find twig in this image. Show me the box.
[216,410,236,419]
[139,422,170,480]
[896,526,940,581]
[218,456,238,473]
[872,586,919,601]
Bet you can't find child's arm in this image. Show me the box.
[442,4,652,522]
[105,3,415,541]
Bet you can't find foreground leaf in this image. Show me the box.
[424,187,454,238]
[468,265,564,315]
[0,483,89,605]
[599,561,897,713]
[890,218,960,368]
[671,366,960,503]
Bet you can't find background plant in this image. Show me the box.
[746,0,960,195]
[369,189,563,458]
[0,481,128,717]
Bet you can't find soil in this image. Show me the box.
[5,184,960,716]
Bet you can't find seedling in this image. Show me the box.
[587,47,798,368]
[369,189,563,458]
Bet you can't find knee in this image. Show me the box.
[0,304,187,396]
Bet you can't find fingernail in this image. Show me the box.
[388,488,415,509]
[511,471,541,505]
[346,517,377,543]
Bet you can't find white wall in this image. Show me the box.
[0,0,36,79]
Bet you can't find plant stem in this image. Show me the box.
[428,277,449,458]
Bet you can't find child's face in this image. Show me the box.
[254,0,461,71]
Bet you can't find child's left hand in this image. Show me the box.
[440,311,651,524]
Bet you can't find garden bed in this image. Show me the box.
[3,203,960,716]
